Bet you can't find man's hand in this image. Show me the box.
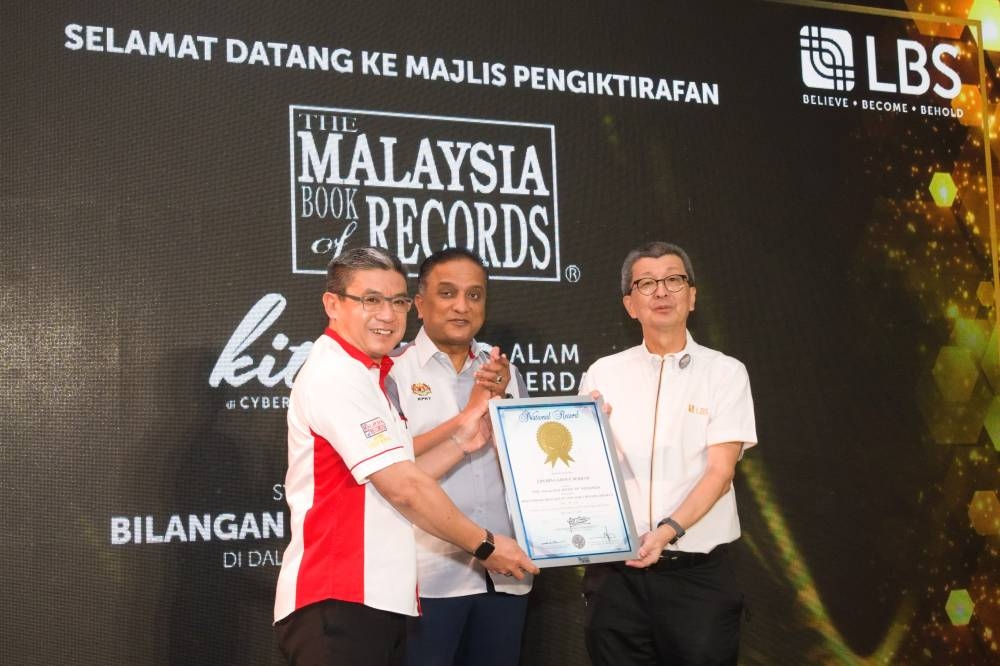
[372,463,538,574]
[589,389,612,416]
[474,347,512,397]
[483,534,540,580]
[624,526,672,568]
[451,398,492,454]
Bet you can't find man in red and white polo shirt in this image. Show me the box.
[274,247,537,665]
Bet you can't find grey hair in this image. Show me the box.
[326,247,406,295]
[620,242,696,295]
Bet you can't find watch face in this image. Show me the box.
[474,539,495,560]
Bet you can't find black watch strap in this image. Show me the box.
[657,517,685,545]
[473,529,495,560]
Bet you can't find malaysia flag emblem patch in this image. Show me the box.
[361,417,388,439]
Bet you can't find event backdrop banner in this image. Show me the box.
[3,1,999,664]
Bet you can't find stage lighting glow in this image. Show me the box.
[929,172,958,206]
[968,490,1000,535]
[945,588,975,625]
[969,0,1000,52]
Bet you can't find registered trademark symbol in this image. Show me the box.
[565,265,581,282]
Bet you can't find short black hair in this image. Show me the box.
[416,247,489,293]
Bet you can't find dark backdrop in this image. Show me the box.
[3,1,998,663]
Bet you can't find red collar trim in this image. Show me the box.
[325,328,394,390]
[325,328,376,367]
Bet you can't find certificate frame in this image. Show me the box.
[488,395,640,567]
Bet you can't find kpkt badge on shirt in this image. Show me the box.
[410,382,432,401]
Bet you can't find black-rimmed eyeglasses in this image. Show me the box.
[630,275,691,295]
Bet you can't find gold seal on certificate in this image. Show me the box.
[489,396,640,568]
[536,421,574,467]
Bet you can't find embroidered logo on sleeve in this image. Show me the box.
[687,404,709,416]
[369,432,392,447]
[361,417,389,439]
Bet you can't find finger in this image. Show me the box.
[474,369,506,391]
[625,550,658,568]
[624,556,650,568]
[474,376,502,391]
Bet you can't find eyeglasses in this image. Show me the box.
[337,292,414,313]
[631,274,690,295]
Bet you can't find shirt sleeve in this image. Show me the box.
[706,358,758,451]
[578,368,594,396]
[304,364,412,483]
[509,364,529,398]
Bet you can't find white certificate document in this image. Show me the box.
[489,396,639,567]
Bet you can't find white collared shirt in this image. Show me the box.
[579,332,757,553]
[389,327,532,597]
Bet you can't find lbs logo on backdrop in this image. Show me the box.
[800,26,856,92]
[290,106,560,281]
[799,24,966,118]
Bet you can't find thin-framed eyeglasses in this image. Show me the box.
[337,292,414,313]
[631,274,691,295]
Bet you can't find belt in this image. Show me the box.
[645,543,726,572]
[602,544,727,575]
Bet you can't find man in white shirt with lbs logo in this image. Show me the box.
[389,247,533,666]
[580,241,758,666]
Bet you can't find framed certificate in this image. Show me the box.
[489,395,640,567]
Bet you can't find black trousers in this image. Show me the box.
[583,545,743,666]
[275,598,407,666]
[405,591,529,666]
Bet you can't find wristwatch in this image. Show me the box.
[657,517,685,545]
[473,529,495,560]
